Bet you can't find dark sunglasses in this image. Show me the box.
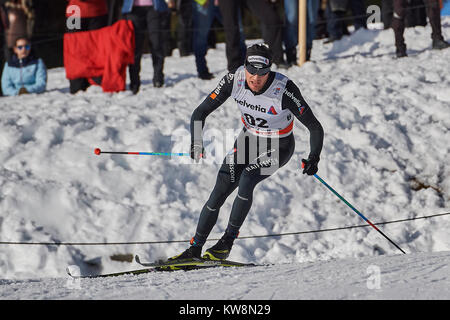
[245,62,270,76]
[16,44,31,50]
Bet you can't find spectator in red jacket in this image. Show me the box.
[65,0,108,94]
[64,19,135,93]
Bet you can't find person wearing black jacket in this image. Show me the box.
[170,44,324,261]
[392,0,449,57]
[218,0,288,71]
[122,0,168,92]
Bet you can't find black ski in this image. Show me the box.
[135,254,256,269]
[66,266,157,279]
[66,255,257,279]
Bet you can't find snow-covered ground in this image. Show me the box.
[1,251,449,300]
[0,18,449,299]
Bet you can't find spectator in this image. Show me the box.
[443,0,450,16]
[283,0,320,65]
[1,36,46,96]
[5,0,34,58]
[122,0,169,93]
[315,0,329,40]
[192,0,245,79]
[161,1,174,57]
[218,0,288,72]
[404,0,427,27]
[65,0,108,94]
[392,0,449,57]
[0,0,9,96]
[382,0,427,29]
[176,0,193,57]
[325,0,367,43]
[106,0,121,25]
[64,19,135,93]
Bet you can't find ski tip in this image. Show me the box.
[66,266,78,278]
[134,254,141,264]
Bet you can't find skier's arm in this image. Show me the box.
[190,73,234,143]
[282,80,324,160]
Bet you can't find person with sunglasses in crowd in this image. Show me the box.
[1,36,46,96]
[170,43,324,261]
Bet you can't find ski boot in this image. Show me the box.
[168,239,202,261]
[203,234,235,261]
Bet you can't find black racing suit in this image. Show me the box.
[190,70,324,246]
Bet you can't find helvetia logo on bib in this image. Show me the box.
[267,106,278,115]
[235,98,266,113]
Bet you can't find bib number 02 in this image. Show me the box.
[243,113,268,128]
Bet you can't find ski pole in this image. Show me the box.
[304,166,406,254]
[94,148,189,157]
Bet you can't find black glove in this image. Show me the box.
[190,141,204,163]
[301,156,319,175]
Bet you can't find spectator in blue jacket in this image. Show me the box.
[1,37,46,96]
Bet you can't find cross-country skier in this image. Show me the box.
[170,43,324,261]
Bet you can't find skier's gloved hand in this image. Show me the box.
[301,156,319,175]
[190,141,204,163]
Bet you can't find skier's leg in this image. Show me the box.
[169,156,243,260]
[226,135,295,238]
[170,132,247,261]
[192,129,250,246]
[191,134,252,244]
[204,135,295,260]
[192,160,243,246]
[224,168,270,237]
[201,168,266,261]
